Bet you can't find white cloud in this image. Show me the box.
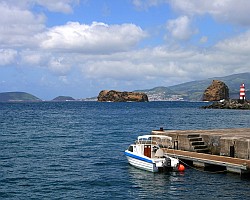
[35,0,79,13]
[200,36,208,43]
[133,1,250,27]
[168,0,250,26]
[39,22,147,54]
[215,30,250,54]
[132,0,166,9]
[78,40,250,87]
[0,2,45,47]
[0,49,17,65]
[166,16,195,40]
[58,76,69,84]
[48,57,71,75]
[83,59,159,80]
[0,0,78,13]
[21,51,43,66]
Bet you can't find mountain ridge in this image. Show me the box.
[136,72,250,101]
[0,73,249,102]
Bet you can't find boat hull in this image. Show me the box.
[125,150,159,172]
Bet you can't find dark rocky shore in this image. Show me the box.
[202,99,250,109]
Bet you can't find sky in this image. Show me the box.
[0,0,250,100]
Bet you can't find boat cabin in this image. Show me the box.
[127,135,172,159]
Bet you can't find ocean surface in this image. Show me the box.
[1,101,250,200]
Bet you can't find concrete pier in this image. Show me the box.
[152,128,250,175]
[165,149,250,175]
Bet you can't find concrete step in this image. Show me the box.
[187,134,210,154]
[187,134,200,138]
[196,148,210,153]
[194,145,208,149]
[191,141,205,146]
[189,137,202,142]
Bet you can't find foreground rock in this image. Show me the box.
[97,90,148,102]
[202,99,250,109]
[202,80,229,101]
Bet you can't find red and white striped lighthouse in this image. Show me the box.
[239,83,246,101]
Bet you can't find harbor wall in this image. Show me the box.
[152,128,250,160]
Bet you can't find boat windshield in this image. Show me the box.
[137,135,172,147]
[138,135,172,141]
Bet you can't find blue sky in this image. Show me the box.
[0,0,250,100]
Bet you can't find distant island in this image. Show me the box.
[0,92,41,102]
[52,96,75,101]
[0,92,78,102]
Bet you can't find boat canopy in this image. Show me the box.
[137,135,172,142]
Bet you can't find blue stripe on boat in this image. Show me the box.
[124,151,153,163]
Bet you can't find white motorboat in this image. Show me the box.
[125,134,185,172]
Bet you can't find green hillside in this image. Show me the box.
[0,92,42,102]
[135,86,183,101]
[138,72,250,101]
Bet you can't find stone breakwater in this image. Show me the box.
[152,128,250,160]
[202,99,250,109]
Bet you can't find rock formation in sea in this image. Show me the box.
[97,90,149,102]
[202,80,229,101]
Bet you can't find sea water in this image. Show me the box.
[0,101,250,199]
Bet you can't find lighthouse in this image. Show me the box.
[239,83,246,103]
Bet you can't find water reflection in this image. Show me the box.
[127,166,188,199]
[127,166,250,200]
